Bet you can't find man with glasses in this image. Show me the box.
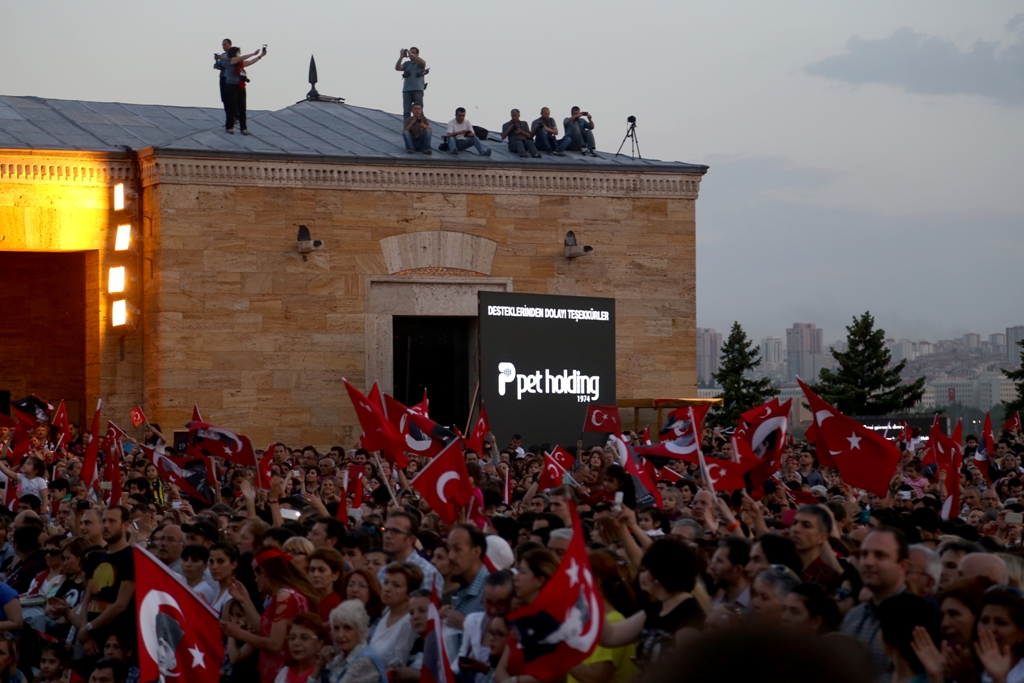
[153,524,184,575]
[905,544,940,598]
[377,509,443,593]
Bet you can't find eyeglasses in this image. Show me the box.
[45,549,62,557]
[383,527,411,536]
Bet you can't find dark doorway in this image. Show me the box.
[393,317,472,431]
[0,252,88,425]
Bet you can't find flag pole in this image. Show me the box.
[373,453,400,508]
[464,381,480,436]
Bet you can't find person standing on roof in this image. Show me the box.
[223,45,267,135]
[213,39,233,126]
[395,47,427,119]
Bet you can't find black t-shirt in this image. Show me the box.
[636,597,705,668]
[89,545,136,640]
[49,576,86,638]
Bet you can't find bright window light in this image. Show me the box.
[112,299,127,326]
[108,267,125,293]
[115,224,131,251]
[114,183,125,211]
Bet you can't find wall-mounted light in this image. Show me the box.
[114,224,132,251]
[114,183,125,211]
[108,266,126,293]
[112,299,139,329]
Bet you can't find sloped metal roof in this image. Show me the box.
[0,95,707,173]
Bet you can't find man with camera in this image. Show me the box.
[501,109,541,159]
[446,108,491,157]
[531,107,570,157]
[403,103,433,155]
[563,106,598,156]
[395,47,428,119]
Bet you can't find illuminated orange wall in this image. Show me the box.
[0,153,144,435]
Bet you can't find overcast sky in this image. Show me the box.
[3,1,1021,345]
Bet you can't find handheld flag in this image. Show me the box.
[1004,412,1022,435]
[506,502,603,679]
[255,444,275,490]
[11,395,52,430]
[344,380,407,466]
[130,405,147,429]
[466,403,490,457]
[582,405,622,435]
[549,445,575,472]
[421,585,455,683]
[81,400,103,488]
[186,421,257,468]
[408,440,473,525]
[52,400,71,449]
[135,546,224,683]
[636,404,709,462]
[538,453,567,490]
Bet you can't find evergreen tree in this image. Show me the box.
[709,322,774,427]
[1004,339,1024,414]
[813,311,925,415]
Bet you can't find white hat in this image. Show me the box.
[484,535,514,572]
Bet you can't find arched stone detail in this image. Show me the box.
[380,231,497,276]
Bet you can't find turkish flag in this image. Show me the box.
[344,380,407,466]
[154,451,214,503]
[186,421,256,468]
[582,405,621,434]
[409,440,473,525]
[636,404,709,462]
[103,422,126,505]
[733,398,791,497]
[657,466,683,483]
[346,465,366,509]
[921,414,943,466]
[642,425,651,445]
[135,546,224,683]
[130,406,147,429]
[798,379,901,497]
[421,585,455,683]
[8,427,31,467]
[81,400,103,488]
[410,388,429,418]
[11,395,52,430]
[549,445,575,472]
[975,412,996,483]
[466,403,490,457]
[609,434,662,508]
[383,394,441,462]
[191,405,203,424]
[52,400,71,449]
[538,453,567,490]
[698,446,748,494]
[507,502,603,680]
[1004,412,1022,435]
[255,444,275,490]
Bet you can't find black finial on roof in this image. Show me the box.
[301,55,344,104]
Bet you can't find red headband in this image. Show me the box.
[253,547,292,569]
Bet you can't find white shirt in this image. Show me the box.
[454,612,489,682]
[369,609,417,668]
[17,474,48,499]
[446,118,473,138]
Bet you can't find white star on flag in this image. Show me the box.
[189,644,206,669]
[566,558,580,587]
[847,433,862,450]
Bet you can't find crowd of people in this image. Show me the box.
[2,410,1024,683]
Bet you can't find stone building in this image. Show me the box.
[0,94,706,446]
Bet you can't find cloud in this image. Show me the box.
[806,25,1024,105]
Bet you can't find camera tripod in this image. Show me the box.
[615,120,641,159]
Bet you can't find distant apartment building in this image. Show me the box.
[1008,326,1024,363]
[917,341,933,356]
[762,337,784,365]
[922,375,1016,411]
[989,333,1006,356]
[697,328,723,386]
[963,333,981,350]
[890,338,917,364]
[786,323,823,382]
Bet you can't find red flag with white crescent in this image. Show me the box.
[538,453,567,490]
[506,503,603,680]
[466,403,490,457]
[582,405,621,435]
[549,445,575,472]
[421,584,455,683]
[52,400,71,449]
[135,545,224,683]
[130,406,147,429]
[408,441,473,525]
[81,400,103,488]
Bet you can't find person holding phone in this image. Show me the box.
[223,45,267,135]
[531,107,570,156]
[395,47,427,119]
[563,106,598,157]
[402,103,433,155]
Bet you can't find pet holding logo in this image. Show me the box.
[497,362,600,402]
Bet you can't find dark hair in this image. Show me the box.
[718,536,752,567]
[877,593,941,673]
[344,569,384,619]
[40,641,70,664]
[107,505,130,524]
[588,548,637,616]
[937,576,993,615]
[868,525,910,562]
[290,612,327,641]
[975,588,1024,657]
[452,523,487,557]
[757,534,803,576]
[484,569,514,591]
[181,544,210,563]
[310,548,346,593]
[228,47,241,57]
[535,512,565,531]
[387,509,419,536]
[91,658,127,683]
[602,464,636,509]
[210,541,239,564]
[641,537,701,593]
[340,530,369,553]
[789,582,841,635]
[13,524,42,552]
[455,107,466,114]
[796,505,833,535]
[519,548,560,583]
[384,561,424,592]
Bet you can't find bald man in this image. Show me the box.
[959,552,1009,585]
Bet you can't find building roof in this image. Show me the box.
[0,95,707,174]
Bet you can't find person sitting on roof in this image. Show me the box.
[446,108,491,157]
[501,110,541,159]
[563,107,598,157]
[531,107,569,157]
[403,104,433,155]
